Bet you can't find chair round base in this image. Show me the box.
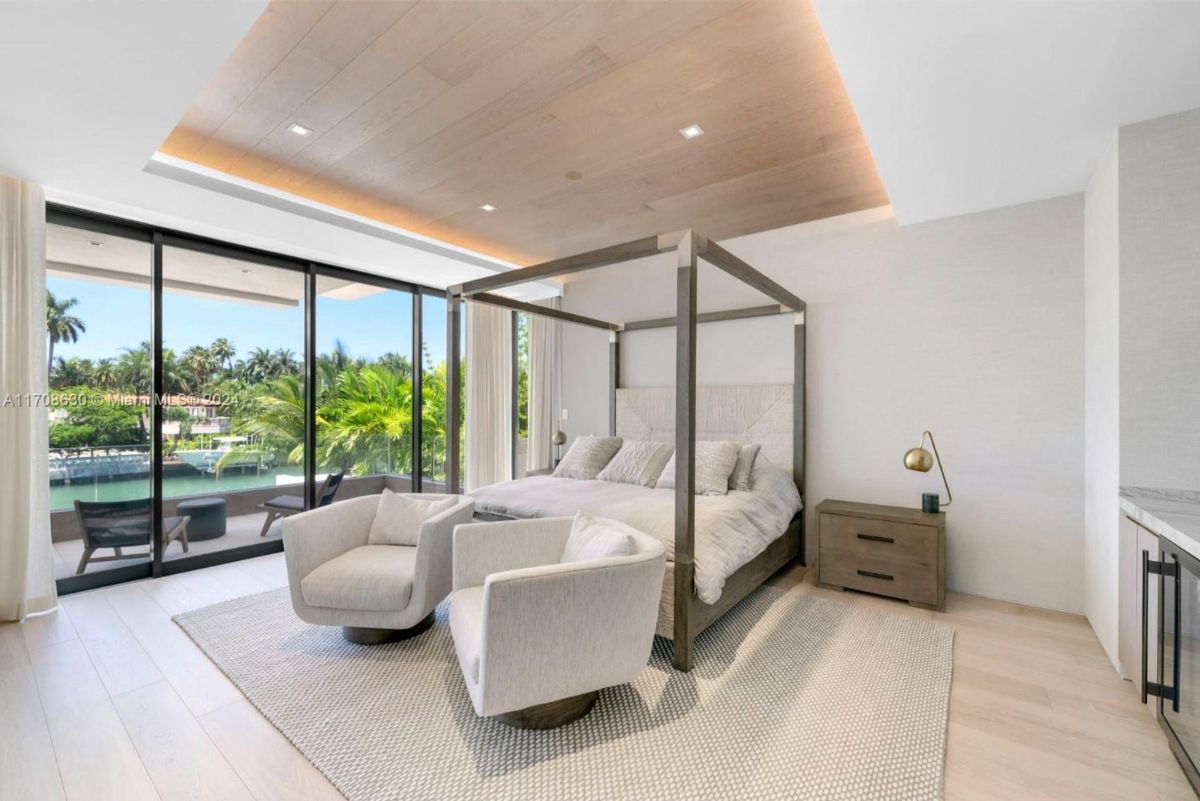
[494,691,600,730]
[341,613,434,645]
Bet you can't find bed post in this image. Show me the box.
[447,290,462,493]
[794,311,807,565]
[609,331,620,436]
[674,230,698,672]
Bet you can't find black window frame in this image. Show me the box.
[47,203,462,595]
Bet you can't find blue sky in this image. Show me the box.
[48,276,450,367]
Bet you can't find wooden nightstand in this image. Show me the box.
[815,499,946,611]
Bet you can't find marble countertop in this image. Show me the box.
[1120,486,1200,556]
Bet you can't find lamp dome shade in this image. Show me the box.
[552,430,567,446]
[904,447,934,472]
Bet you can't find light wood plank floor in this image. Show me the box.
[0,555,1192,801]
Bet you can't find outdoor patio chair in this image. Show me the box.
[258,470,345,537]
[73,498,189,575]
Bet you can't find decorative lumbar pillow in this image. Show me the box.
[561,512,639,563]
[552,435,622,480]
[367,490,456,546]
[596,440,674,487]
[729,443,761,491]
[655,440,742,496]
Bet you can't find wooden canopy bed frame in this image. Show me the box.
[444,230,806,672]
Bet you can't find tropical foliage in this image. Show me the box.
[46,291,85,376]
[47,387,144,448]
[45,291,468,483]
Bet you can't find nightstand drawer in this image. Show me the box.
[815,499,946,611]
[818,513,938,566]
[819,553,939,607]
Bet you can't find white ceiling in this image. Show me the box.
[47,222,386,308]
[812,0,1200,224]
[0,0,556,300]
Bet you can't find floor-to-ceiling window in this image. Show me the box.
[45,220,153,583]
[515,312,530,478]
[159,243,307,557]
[46,205,509,594]
[314,273,414,490]
[419,293,446,490]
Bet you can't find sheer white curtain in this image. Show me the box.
[526,297,561,472]
[0,176,56,620]
[465,302,512,490]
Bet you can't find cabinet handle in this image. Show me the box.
[1143,550,1181,710]
[1173,554,1182,714]
[1143,549,1151,704]
[857,533,894,544]
[857,569,894,581]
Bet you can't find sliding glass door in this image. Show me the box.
[158,242,307,561]
[47,205,480,594]
[315,272,414,494]
[45,220,153,586]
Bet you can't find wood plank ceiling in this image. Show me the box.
[161,0,888,265]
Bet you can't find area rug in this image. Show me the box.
[175,585,954,801]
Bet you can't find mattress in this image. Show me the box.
[468,461,802,604]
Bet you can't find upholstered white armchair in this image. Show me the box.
[282,493,475,644]
[449,516,667,728]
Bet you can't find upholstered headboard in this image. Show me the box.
[614,385,793,469]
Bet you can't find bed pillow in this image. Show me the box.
[596,440,674,487]
[552,435,622,480]
[728,443,761,491]
[655,440,742,496]
[367,490,456,546]
[561,512,639,563]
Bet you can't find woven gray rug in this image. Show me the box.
[175,585,954,801]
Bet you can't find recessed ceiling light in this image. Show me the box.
[480,203,497,212]
[88,240,104,247]
[679,123,705,140]
[288,122,312,136]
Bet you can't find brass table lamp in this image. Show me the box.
[904,430,952,513]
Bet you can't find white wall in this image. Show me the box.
[1084,136,1121,669]
[562,197,1085,613]
[1119,108,1200,489]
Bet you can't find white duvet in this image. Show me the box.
[468,461,802,604]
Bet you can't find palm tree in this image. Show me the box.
[243,347,276,383]
[273,348,300,376]
[181,346,217,393]
[93,358,117,390]
[328,339,352,372]
[376,352,413,378]
[117,344,151,393]
[217,374,306,476]
[209,338,236,374]
[46,291,85,375]
[320,364,413,475]
[160,348,187,395]
[50,357,93,388]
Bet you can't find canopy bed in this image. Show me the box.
[445,230,806,671]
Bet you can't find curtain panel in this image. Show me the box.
[0,176,56,620]
[464,302,512,491]
[526,297,561,472]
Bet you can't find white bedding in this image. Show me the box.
[468,462,802,604]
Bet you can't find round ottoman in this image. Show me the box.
[176,497,227,541]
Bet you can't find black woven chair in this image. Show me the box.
[73,498,189,575]
[257,470,345,537]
